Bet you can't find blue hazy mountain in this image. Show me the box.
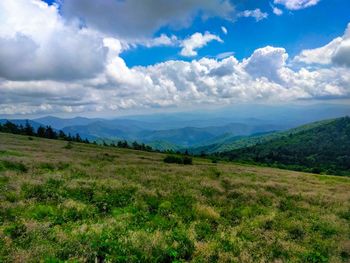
[1,103,349,149]
[34,116,102,130]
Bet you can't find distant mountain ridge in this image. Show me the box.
[59,121,283,148]
[188,118,337,154]
[8,115,282,148]
[2,104,350,151]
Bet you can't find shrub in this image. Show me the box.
[0,176,9,190]
[302,251,328,263]
[54,201,96,224]
[168,229,195,260]
[163,155,183,164]
[211,158,218,163]
[163,155,192,165]
[158,201,172,215]
[195,221,215,241]
[29,205,55,221]
[63,141,73,149]
[21,178,63,201]
[183,156,193,165]
[0,160,27,173]
[4,222,27,239]
[0,207,16,225]
[93,187,137,213]
[65,184,95,202]
[288,224,305,240]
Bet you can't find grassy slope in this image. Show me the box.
[0,133,350,262]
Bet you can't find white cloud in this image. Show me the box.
[274,0,320,10]
[139,34,179,48]
[295,23,350,67]
[61,0,234,39]
[243,46,288,82]
[0,0,107,81]
[272,6,284,15]
[294,38,343,65]
[2,42,350,115]
[238,9,268,22]
[332,26,350,67]
[221,26,228,35]
[180,32,223,57]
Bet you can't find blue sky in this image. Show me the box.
[120,0,350,66]
[42,0,350,66]
[0,0,350,117]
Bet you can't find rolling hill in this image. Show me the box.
[0,132,349,262]
[188,118,336,154]
[219,117,350,176]
[2,116,285,148]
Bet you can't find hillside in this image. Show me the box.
[0,133,350,262]
[189,118,336,154]
[220,117,350,176]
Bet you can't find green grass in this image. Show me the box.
[0,132,349,262]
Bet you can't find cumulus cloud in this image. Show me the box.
[332,25,350,67]
[0,0,107,81]
[238,9,268,22]
[243,46,288,82]
[274,0,320,10]
[272,6,284,15]
[295,23,350,67]
[295,38,343,65]
[2,41,350,115]
[60,0,234,39]
[180,32,223,57]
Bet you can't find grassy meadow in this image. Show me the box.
[0,132,350,262]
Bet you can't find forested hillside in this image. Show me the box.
[220,117,350,175]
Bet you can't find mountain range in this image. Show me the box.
[1,104,350,151]
[1,113,350,176]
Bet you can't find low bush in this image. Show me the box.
[92,186,137,213]
[163,155,192,165]
[163,155,183,164]
[4,222,27,240]
[21,178,63,202]
[0,160,27,173]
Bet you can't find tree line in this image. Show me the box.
[0,120,196,164]
[0,120,158,153]
[0,121,88,143]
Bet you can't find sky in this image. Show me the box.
[0,0,349,117]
